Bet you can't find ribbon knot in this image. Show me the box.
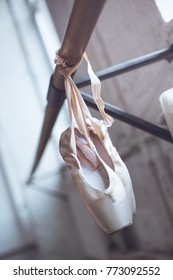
[54,52,82,77]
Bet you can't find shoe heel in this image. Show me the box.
[129,189,136,216]
[108,195,133,234]
[91,194,133,234]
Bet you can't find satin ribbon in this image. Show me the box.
[54,51,114,155]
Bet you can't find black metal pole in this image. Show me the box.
[81,91,173,143]
[75,44,173,88]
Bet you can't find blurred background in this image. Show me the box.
[0,0,173,260]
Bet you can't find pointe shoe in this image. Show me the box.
[59,126,133,234]
[55,52,135,233]
[159,88,173,139]
[86,118,136,216]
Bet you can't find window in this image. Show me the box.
[155,0,173,22]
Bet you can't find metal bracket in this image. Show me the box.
[47,75,66,107]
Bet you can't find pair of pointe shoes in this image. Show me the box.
[60,118,136,234]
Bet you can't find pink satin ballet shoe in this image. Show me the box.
[59,127,133,234]
[54,52,136,234]
[159,88,173,139]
